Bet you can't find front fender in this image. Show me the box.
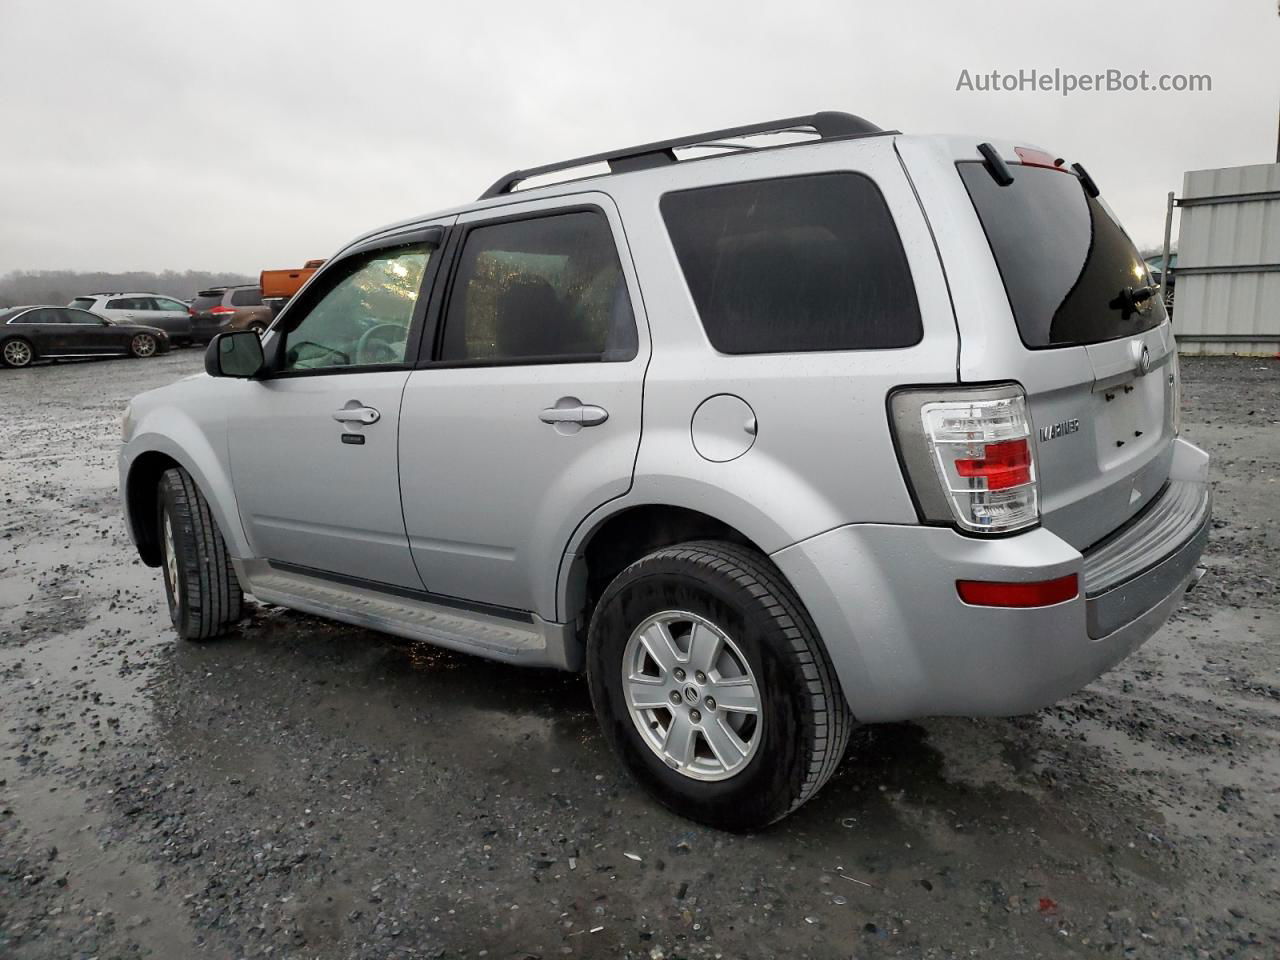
[119,404,249,562]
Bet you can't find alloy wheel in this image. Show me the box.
[621,610,762,781]
[132,334,157,357]
[3,340,32,366]
[162,509,178,598]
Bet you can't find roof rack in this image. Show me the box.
[478,111,890,200]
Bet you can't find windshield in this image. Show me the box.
[958,161,1165,348]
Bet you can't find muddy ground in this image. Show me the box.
[0,350,1276,959]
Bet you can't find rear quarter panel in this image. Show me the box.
[592,137,959,552]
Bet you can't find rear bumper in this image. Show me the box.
[189,317,230,342]
[772,438,1210,722]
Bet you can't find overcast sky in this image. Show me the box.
[1,0,1276,273]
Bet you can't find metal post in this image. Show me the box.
[1160,191,1175,302]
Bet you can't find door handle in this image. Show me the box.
[332,405,381,425]
[539,401,609,427]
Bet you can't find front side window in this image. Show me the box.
[440,210,637,364]
[279,244,431,372]
[661,173,922,354]
[62,309,104,325]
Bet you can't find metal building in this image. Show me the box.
[1166,162,1280,355]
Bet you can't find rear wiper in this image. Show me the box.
[1110,284,1155,319]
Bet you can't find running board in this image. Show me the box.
[233,559,580,671]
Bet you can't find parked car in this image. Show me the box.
[118,112,1210,829]
[189,285,263,343]
[69,293,193,344]
[2,305,168,367]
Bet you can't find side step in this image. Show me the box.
[233,559,580,671]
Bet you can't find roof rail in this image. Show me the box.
[478,111,889,200]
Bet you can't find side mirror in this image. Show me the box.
[205,330,265,378]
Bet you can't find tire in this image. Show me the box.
[157,467,243,640]
[1,337,34,368]
[249,323,266,337]
[587,540,852,830]
[130,333,158,358]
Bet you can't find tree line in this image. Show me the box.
[0,269,254,307]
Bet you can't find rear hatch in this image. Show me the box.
[952,149,1176,550]
[191,289,226,320]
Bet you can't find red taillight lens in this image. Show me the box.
[954,438,1032,491]
[956,574,1078,608]
[188,307,196,315]
[210,305,236,315]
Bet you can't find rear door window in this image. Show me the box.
[957,162,1165,348]
[230,288,263,307]
[68,297,96,310]
[660,173,922,354]
[439,210,637,364]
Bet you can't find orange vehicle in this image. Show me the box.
[259,258,325,300]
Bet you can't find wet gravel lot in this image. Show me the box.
[1,350,1277,959]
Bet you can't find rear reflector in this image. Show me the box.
[957,574,1079,608]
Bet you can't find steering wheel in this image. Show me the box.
[287,340,349,367]
[355,323,407,365]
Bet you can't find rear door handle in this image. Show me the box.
[332,405,381,425]
[539,401,609,427]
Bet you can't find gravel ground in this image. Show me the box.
[1,350,1277,959]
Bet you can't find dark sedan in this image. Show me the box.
[0,306,170,367]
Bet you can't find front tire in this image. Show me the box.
[130,333,158,358]
[587,540,852,830]
[157,467,243,640]
[1,337,34,367]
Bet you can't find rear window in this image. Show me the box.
[958,161,1165,348]
[660,173,922,354]
[192,292,225,311]
[230,287,262,307]
[68,297,96,310]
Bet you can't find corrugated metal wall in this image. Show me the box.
[1173,162,1280,355]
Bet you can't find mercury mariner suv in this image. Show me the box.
[118,112,1211,829]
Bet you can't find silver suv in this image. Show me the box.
[118,112,1211,829]
[70,293,193,343]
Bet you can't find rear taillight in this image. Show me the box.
[890,384,1040,535]
[188,306,196,316]
[210,305,236,316]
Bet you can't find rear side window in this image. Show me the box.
[440,210,637,364]
[958,162,1165,348]
[230,288,262,307]
[661,173,922,354]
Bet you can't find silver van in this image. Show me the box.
[118,112,1210,828]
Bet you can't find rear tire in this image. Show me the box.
[587,540,852,830]
[157,467,243,640]
[1,337,34,367]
